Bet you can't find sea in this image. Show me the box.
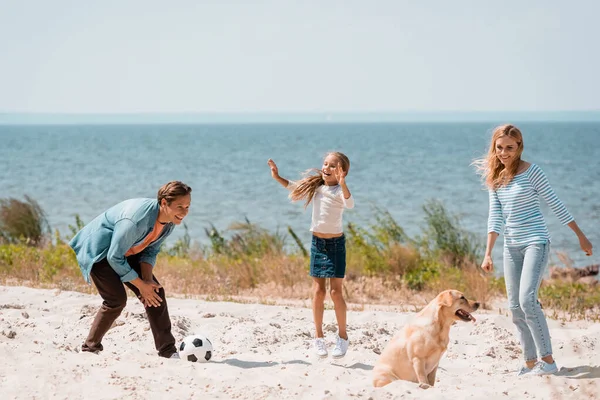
[1,122,599,269]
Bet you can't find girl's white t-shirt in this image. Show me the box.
[287,181,355,234]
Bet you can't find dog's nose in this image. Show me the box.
[473,302,480,310]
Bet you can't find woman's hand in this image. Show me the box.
[579,234,593,256]
[567,221,593,256]
[481,255,494,273]
[267,159,279,179]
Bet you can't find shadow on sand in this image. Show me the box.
[331,362,374,371]
[215,358,312,369]
[555,365,600,379]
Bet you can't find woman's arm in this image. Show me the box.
[529,165,574,225]
[482,190,503,273]
[487,190,503,235]
[530,165,593,255]
[481,232,499,272]
[567,220,593,256]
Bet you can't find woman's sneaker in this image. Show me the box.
[531,361,558,375]
[331,336,349,359]
[517,366,533,376]
[314,338,328,358]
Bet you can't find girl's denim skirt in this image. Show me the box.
[309,234,346,278]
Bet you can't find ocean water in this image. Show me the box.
[1,122,599,268]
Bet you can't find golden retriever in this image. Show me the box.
[372,290,479,389]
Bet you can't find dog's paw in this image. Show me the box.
[419,383,431,389]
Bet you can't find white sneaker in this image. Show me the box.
[331,336,349,359]
[314,337,328,358]
[531,361,558,376]
[517,366,532,376]
[169,353,180,360]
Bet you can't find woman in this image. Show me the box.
[70,181,192,358]
[475,125,592,376]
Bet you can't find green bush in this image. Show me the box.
[404,262,440,290]
[540,282,600,320]
[204,217,286,260]
[166,222,192,257]
[0,196,50,246]
[346,207,414,276]
[418,199,482,267]
[0,242,78,282]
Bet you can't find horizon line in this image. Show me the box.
[2,110,600,125]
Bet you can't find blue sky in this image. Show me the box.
[1,0,600,114]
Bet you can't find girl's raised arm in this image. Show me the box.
[268,159,290,188]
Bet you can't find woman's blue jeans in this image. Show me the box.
[503,242,552,361]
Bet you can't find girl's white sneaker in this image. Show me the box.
[314,337,328,358]
[331,336,349,359]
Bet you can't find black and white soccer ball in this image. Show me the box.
[178,334,213,362]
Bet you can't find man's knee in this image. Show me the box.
[103,292,127,310]
[145,288,168,311]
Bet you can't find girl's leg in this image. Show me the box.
[330,276,349,358]
[519,242,553,363]
[329,277,347,340]
[504,246,538,367]
[312,277,327,338]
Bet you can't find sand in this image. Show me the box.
[1,285,598,400]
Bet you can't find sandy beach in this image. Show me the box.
[1,285,598,400]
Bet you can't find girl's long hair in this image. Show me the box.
[289,152,350,208]
[473,124,524,189]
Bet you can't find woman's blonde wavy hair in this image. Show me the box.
[289,152,350,208]
[473,124,524,190]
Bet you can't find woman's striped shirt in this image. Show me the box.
[487,163,573,246]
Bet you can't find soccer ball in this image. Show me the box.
[178,334,213,362]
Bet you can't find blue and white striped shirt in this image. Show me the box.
[487,163,574,246]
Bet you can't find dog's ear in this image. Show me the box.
[438,291,454,308]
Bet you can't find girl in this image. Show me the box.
[69,181,192,359]
[475,125,592,376]
[268,152,355,358]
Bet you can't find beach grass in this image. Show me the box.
[0,196,598,321]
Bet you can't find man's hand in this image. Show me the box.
[134,279,162,307]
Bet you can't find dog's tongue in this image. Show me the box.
[467,312,476,323]
[459,309,477,322]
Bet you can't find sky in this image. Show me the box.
[1,0,600,115]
